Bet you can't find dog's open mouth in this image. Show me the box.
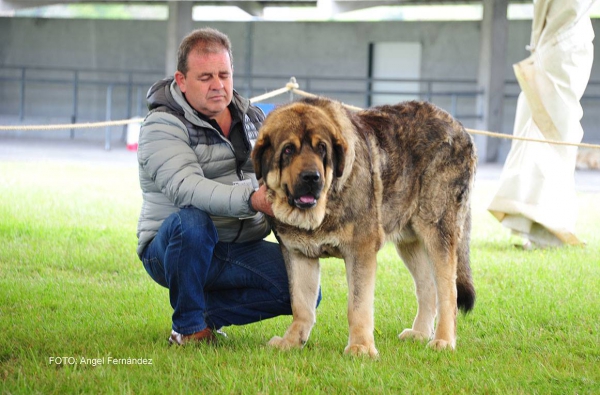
[294,194,318,209]
[284,183,321,210]
[285,188,319,209]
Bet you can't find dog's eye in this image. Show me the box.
[283,145,295,156]
[317,143,327,156]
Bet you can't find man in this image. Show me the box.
[136,27,299,345]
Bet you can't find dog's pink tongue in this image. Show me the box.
[299,195,316,204]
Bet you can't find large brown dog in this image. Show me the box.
[252,97,476,357]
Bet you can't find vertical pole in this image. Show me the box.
[19,67,26,121]
[244,22,255,98]
[426,81,432,102]
[165,3,178,78]
[476,0,508,163]
[367,43,374,107]
[136,86,143,117]
[105,84,113,151]
[451,94,457,118]
[289,77,296,103]
[71,70,79,139]
[123,72,133,142]
[165,2,194,78]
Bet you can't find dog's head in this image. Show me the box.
[252,97,355,230]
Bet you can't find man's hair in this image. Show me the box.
[177,27,233,75]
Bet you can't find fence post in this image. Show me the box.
[426,81,433,102]
[71,70,79,139]
[105,84,113,151]
[136,86,144,117]
[122,72,133,142]
[366,77,371,107]
[289,77,296,102]
[451,94,457,118]
[244,22,255,98]
[19,67,26,121]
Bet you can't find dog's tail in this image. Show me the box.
[456,206,476,313]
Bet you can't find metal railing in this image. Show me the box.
[236,74,484,120]
[0,65,484,130]
[2,64,600,144]
[0,65,162,140]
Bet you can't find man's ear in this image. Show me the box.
[252,135,271,181]
[174,71,186,92]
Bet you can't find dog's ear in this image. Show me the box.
[252,135,271,180]
[332,137,347,178]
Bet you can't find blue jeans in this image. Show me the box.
[141,207,303,335]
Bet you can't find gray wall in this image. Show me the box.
[1,17,599,155]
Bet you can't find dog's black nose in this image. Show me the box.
[301,170,321,184]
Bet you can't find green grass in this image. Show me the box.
[1,160,599,394]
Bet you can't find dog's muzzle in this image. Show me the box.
[288,170,323,209]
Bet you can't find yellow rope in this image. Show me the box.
[1,78,599,150]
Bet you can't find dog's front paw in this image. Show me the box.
[398,329,431,342]
[427,338,455,351]
[267,336,303,351]
[344,343,379,358]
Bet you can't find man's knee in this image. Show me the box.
[175,207,218,245]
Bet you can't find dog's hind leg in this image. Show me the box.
[268,247,321,351]
[396,241,436,343]
[421,230,459,351]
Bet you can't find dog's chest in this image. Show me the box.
[279,231,344,259]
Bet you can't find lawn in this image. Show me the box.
[1,159,599,394]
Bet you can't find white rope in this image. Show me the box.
[291,86,600,150]
[463,128,600,149]
[249,78,299,104]
[1,77,599,150]
[0,117,144,131]
[291,87,363,112]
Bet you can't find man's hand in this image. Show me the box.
[251,184,274,217]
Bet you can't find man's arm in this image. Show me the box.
[139,112,256,218]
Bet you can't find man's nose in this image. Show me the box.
[210,78,224,90]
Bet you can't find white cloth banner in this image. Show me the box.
[488,0,596,246]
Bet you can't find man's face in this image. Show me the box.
[175,49,233,119]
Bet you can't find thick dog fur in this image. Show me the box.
[252,97,476,357]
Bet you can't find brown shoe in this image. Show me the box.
[168,327,216,345]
